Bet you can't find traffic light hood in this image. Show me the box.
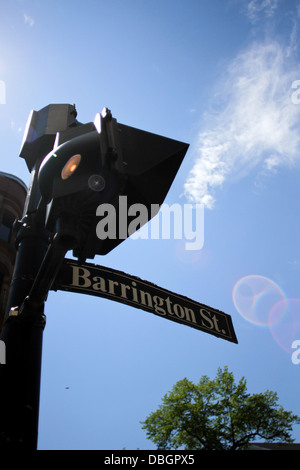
[36,107,189,260]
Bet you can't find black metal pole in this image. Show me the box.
[0,206,78,449]
[0,211,49,449]
[0,104,81,449]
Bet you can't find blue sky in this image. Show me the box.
[1,0,300,450]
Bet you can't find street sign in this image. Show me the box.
[53,259,238,343]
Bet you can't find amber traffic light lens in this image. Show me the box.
[61,154,81,180]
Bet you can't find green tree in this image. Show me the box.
[141,367,300,450]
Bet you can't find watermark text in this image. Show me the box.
[291,80,300,104]
[0,80,5,104]
[291,340,300,364]
[96,197,204,251]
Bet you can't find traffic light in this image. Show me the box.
[37,107,189,261]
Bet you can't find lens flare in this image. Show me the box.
[232,275,286,327]
[269,298,300,354]
[88,174,106,192]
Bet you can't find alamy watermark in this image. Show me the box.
[291,80,300,104]
[0,80,6,104]
[291,340,300,365]
[95,196,204,251]
[0,340,6,364]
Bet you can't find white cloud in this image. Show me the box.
[247,0,279,23]
[23,13,34,27]
[184,40,300,209]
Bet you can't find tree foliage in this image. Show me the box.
[141,367,300,450]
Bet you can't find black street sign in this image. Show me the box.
[53,259,238,344]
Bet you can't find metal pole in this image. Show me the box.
[0,104,80,450]
[0,211,49,449]
[0,205,78,449]
[0,104,81,449]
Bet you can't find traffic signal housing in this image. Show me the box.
[37,107,189,261]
